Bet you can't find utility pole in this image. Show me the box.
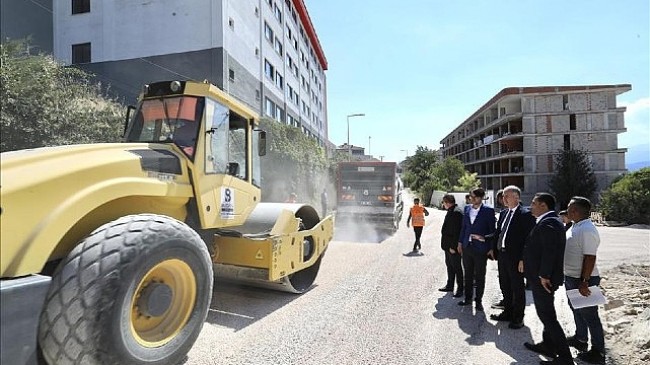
[346,113,365,161]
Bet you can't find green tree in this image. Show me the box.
[432,157,466,191]
[548,149,598,209]
[401,146,439,204]
[401,148,474,205]
[453,171,481,192]
[598,167,650,224]
[258,117,329,206]
[1,39,123,152]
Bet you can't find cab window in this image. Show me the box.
[204,99,228,174]
[204,98,249,181]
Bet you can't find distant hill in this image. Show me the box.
[627,161,650,171]
[626,144,650,171]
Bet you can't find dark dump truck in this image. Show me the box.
[336,161,404,234]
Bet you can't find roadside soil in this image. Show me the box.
[601,263,650,365]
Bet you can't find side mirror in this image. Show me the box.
[124,105,136,137]
[227,162,240,176]
[257,130,267,156]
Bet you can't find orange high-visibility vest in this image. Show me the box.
[410,205,425,227]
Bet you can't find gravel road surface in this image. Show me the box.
[184,208,649,365]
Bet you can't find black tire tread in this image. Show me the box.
[38,214,211,365]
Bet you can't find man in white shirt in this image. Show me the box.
[563,197,605,365]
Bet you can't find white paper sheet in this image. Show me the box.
[566,286,608,309]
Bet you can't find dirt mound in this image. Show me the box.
[601,264,650,364]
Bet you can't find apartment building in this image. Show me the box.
[440,85,631,203]
[1,0,329,145]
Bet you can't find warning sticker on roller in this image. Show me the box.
[221,187,235,220]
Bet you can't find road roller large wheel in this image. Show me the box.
[38,214,213,365]
[285,205,324,293]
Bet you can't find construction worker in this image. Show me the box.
[406,197,429,252]
[285,192,297,203]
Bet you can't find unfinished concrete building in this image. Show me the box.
[440,85,632,204]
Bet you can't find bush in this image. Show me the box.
[258,118,330,206]
[598,168,650,224]
[1,40,123,152]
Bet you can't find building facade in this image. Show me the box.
[440,85,631,204]
[2,0,329,145]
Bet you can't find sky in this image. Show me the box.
[304,0,650,163]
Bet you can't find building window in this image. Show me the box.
[264,22,274,42]
[274,105,283,121]
[287,55,293,69]
[265,98,274,117]
[564,134,571,151]
[275,72,284,90]
[72,0,90,14]
[264,59,275,80]
[228,69,235,82]
[255,89,260,101]
[274,3,282,23]
[570,114,576,130]
[274,37,283,56]
[71,42,91,64]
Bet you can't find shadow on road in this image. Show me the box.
[402,250,425,257]
[204,281,310,331]
[432,294,540,364]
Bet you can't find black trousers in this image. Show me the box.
[530,279,572,361]
[444,250,464,290]
[497,251,525,322]
[462,246,487,303]
[412,226,423,250]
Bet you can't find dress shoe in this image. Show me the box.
[577,349,605,365]
[539,359,575,365]
[438,286,453,292]
[489,313,512,322]
[566,335,588,352]
[524,341,556,358]
[457,300,472,306]
[475,302,484,311]
[508,321,524,329]
[453,291,463,298]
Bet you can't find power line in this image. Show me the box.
[137,57,195,81]
[27,0,52,14]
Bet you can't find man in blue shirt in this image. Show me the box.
[457,188,496,311]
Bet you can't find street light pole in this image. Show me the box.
[400,149,409,160]
[368,136,371,155]
[346,113,365,161]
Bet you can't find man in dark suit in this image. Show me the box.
[457,188,496,311]
[490,185,536,329]
[439,194,464,297]
[523,192,574,365]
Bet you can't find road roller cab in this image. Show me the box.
[0,80,333,365]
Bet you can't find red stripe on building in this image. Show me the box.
[293,0,328,70]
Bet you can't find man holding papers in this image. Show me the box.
[564,196,606,365]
